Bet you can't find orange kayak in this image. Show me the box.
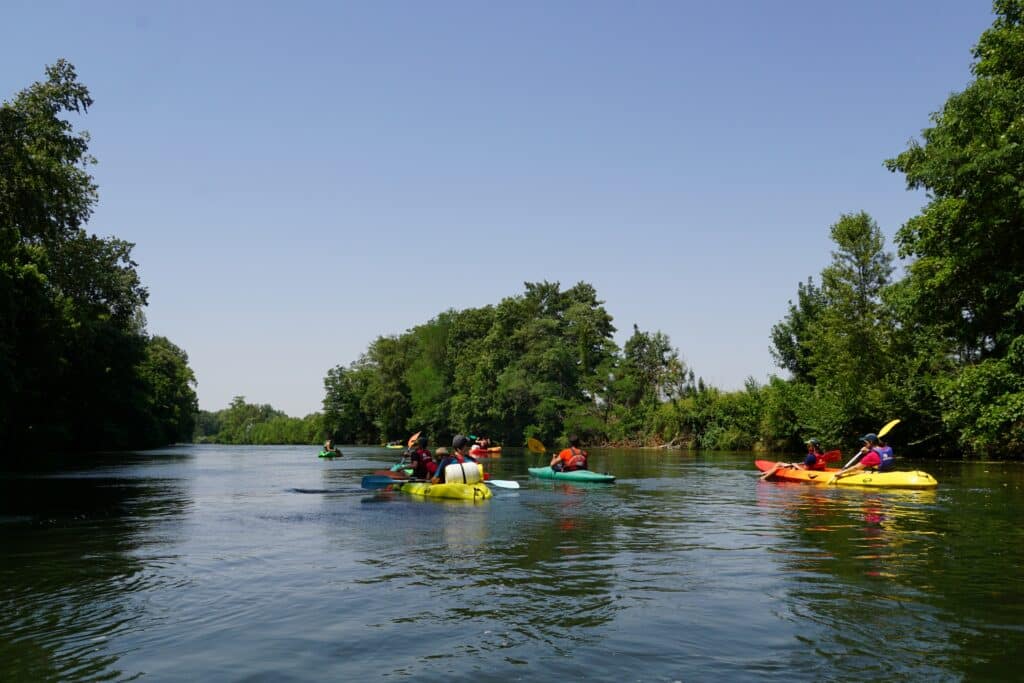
[755,460,937,489]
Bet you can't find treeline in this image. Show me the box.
[1,61,198,459]
[194,397,323,444]
[322,3,1024,458]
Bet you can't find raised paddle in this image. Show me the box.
[527,437,545,454]
[407,431,421,448]
[823,449,841,463]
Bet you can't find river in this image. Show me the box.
[1,445,1021,681]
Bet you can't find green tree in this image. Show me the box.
[885,0,1024,455]
[1,61,196,456]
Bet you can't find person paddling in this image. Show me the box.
[831,433,894,482]
[322,439,341,456]
[759,439,826,481]
[550,435,588,472]
[409,435,436,480]
[431,435,479,484]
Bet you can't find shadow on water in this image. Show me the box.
[0,451,192,681]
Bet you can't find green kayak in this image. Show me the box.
[527,466,615,483]
[318,450,342,458]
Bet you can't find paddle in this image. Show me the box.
[527,437,545,454]
[830,419,900,484]
[407,431,421,448]
[823,449,841,463]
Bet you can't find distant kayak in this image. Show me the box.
[754,460,938,489]
[470,446,502,458]
[527,466,615,483]
[384,444,404,449]
[318,450,342,458]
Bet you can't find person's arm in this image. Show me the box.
[549,453,560,467]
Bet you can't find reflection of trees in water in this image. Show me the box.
[0,465,191,681]
[753,482,1024,679]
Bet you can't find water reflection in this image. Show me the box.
[0,455,192,681]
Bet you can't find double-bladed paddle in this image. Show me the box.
[361,474,520,490]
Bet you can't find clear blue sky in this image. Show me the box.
[2,1,996,417]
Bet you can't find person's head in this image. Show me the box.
[861,433,878,446]
[417,435,428,449]
[568,434,581,448]
[434,446,448,459]
[806,438,820,453]
[452,434,470,452]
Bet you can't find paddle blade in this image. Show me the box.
[485,479,520,489]
[407,431,421,447]
[361,475,402,490]
[878,419,901,438]
[823,449,842,462]
[527,437,545,453]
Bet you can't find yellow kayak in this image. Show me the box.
[755,460,938,489]
[397,481,492,501]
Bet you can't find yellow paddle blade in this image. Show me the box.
[527,437,545,453]
[407,431,421,447]
[878,419,901,438]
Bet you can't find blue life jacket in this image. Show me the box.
[876,445,895,471]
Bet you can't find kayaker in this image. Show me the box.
[550,435,588,472]
[832,433,894,482]
[431,435,479,483]
[759,439,826,481]
[469,436,492,458]
[409,435,436,480]
[322,439,341,456]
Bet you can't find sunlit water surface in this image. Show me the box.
[2,446,1022,681]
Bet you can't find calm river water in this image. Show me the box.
[1,445,1022,681]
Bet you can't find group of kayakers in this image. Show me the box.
[401,433,590,482]
[759,432,895,482]
[400,434,486,484]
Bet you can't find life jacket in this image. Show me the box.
[876,446,895,471]
[558,447,588,471]
[806,452,828,470]
[411,448,433,478]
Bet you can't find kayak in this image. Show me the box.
[384,444,404,449]
[754,460,938,489]
[470,446,501,458]
[396,481,492,501]
[527,466,616,483]
[318,450,342,458]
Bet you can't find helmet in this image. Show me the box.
[860,433,878,443]
[806,438,820,446]
[417,436,428,448]
[452,434,470,449]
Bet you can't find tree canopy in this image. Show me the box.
[1,61,197,458]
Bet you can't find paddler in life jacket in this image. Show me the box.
[832,433,895,482]
[759,439,826,481]
[431,434,479,484]
[409,435,436,480]
[550,435,588,472]
[322,439,341,456]
[469,436,492,458]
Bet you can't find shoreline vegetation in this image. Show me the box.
[6,2,1024,460]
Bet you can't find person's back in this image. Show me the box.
[551,435,588,471]
[410,436,435,479]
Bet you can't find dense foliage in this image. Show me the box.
[319,4,1024,458]
[194,397,323,444]
[0,61,197,458]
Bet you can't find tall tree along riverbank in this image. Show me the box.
[1,61,197,459]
